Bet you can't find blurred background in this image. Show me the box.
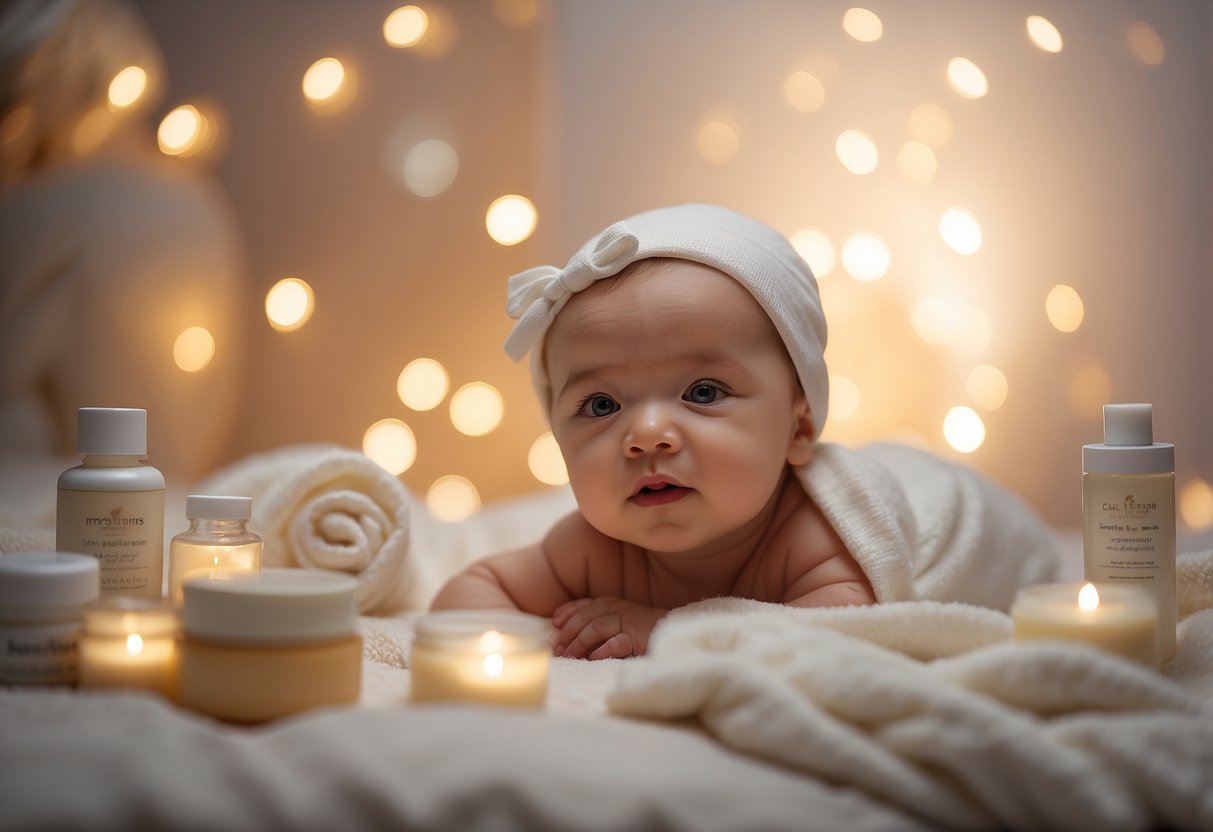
[1,0,1210,531]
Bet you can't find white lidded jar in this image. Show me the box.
[0,551,100,685]
[168,495,263,606]
[1082,402,1176,663]
[56,408,165,599]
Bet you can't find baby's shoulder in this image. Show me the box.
[542,511,624,589]
[768,477,848,567]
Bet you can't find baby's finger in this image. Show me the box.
[551,598,593,628]
[560,613,620,659]
[588,632,635,660]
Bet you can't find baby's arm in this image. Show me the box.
[780,504,877,608]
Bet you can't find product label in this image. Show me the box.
[56,489,165,599]
[0,622,80,685]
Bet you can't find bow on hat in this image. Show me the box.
[503,221,640,361]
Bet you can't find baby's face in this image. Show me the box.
[544,260,813,554]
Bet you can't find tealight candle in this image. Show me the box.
[77,597,178,697]
[410,611,550,707]
[1011,581,1158,666]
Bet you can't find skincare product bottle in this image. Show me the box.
[56,407,165,600]
[0,552,100,686]
[168,495,263,606]
[1082,402,1176,663]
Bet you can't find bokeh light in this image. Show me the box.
[1026,16,1064,53]
[397,358,450,411]
[696,112,742,164]
[362,418,418,476]
[782,71,825,113]
[528,432,569,486]
[835,130,878,175]
[107,66,147,111]
[402,138,458,197]
[896,141,937,185]
[157,104,217,157]
[73,107,116,155]
[947,57,988,99]
[842,8,883,42]
[911,297,958,345]
[265,277,315,332]
[908,104,954,148]
[829,375,860,421]
[302,57,346,102]
[939,207,983,254]
[840,232,891,281]
[1045,284,1085,332]
[943,406,986,453]
[1180,478,1213,530]
[1126,22,1165,66]
[485,194,538,245]
[384,6,428,47]
[450,382,505,436]
[494,0,540,27]
[966,365,1008,410]
[790,228,835,278]
[427,475,481,521]
[173,326,215,373]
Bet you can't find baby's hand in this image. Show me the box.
[551,597,665,660]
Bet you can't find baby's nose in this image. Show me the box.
[622,402,682,457]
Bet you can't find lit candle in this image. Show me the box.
[410,611,550,707]
[1011,581,1158,666]
[77,597,178,697]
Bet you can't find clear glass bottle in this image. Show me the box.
[168,495,262,606]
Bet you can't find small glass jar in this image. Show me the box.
[177,568,361,723]
[168,495,262,606]
[410,611,550,707]
[77,597,178,698]
[0,552,99,686]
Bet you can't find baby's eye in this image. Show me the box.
[578,394,620,417]
[684,381,726,405]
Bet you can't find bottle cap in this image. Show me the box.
[181,568,358,644]
[1082,402,1174,474]
[0,552,100,610]
[75,407,147,456]
[1103,403,1153,445]
[186,495,253,521]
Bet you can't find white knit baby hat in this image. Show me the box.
[503,204,830,440]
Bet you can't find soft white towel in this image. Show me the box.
[199,444,427,614]
[608,549,1213,832]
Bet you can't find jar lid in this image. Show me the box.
[0,552,99,609]
[75,407,147,456]
[413,610,549,651]
[83,597,178,638]
[186,494,252,520]
[182,568,358,644]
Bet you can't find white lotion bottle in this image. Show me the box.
[56,408,166,600]
[1082,403,1176,663]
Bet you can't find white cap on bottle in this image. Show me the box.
[1082,402,1174,474]
[75,407,147,456]
[186,495,253,521]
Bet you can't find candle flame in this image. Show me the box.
[482,652,504,678]
[1078,582,1100,611]
[479,630,503,652]
[213,554,220,566]
[126,633,144,656]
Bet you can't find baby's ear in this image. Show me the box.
[786,395,815,467]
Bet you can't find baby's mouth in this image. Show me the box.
[629,480,693,507]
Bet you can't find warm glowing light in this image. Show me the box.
[1078,583,1100,612]
[840,232,891,281]
[73,107,116,155]
[485,194,537,246]
[450,382,504,436]
[696,114,741,164]
[967,365,1008,410]
[126,633,144,656]
[790,228,835,278]
[1180,478,1213,530]
[173,326,216,372]
[494,0,539,27]
[265,277,315,332]
[108,66,147,110]
[1027,16,1064,53]
[835,130,878,175]
[939,207,983,254]
[1068,365,1111,417]
[829,376,860,421]
[302,58,346,102]
[397,358,450,411]
[482,652,504,678]
[911,297,958,345]
[943,406,985,453]
[956,308,993,354]
[384,6,428,47]
[480,630,503,652]
[782,71,825,113]
[1126,22,1165,66]
[362,418,417,476]
[909,104,954,148]
[896,141,936,185]
[842,8,883,42]
[947,57,988,99]
[427,475,481,522]
[527,432,568,486]
[402,138,458,197]
[1045,284,1084,332]
[157,105,202,155]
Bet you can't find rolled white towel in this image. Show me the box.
[199,444,428,614]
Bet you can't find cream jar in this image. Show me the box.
[177,568,361,723]
[0,552,100,686]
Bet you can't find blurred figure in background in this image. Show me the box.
[0,0,246,484]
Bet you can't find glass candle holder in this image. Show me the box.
[410,611,550,707]
[168,495,262,606]
[77,597,178,697]
[1011,581,1159,666]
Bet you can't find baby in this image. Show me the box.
[432,204,876,659]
